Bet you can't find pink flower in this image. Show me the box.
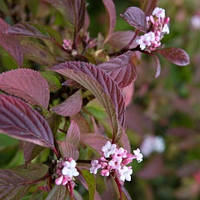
[136,7,170,52]
[55,158,79,187]
[101,141,117,158]
[101,169,110,176]
[90,160,101,174]
[63,39,72,51]
[90,141,143,184]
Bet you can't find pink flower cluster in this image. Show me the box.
[136,7,170,52]
[63,39,72,51]
[55,157,79,188]
[90,141,143,184]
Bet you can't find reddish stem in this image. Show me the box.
[68,182,74,200]
[114,177,123,200]
[53,147,60,159]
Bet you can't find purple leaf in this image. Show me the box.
[71,113,91,133]
[52,90,82,117]
[120,7,147,32]
[51,61,125,142]
[157,48,190,66]
[102,0,116,43]
[144,0,158,16]
[81,133,109,154]
[109,31,138,49]
[152,55,161,78]
[66,120,81,147]
[58,121,80,160]
[0,18,23,66]
[22,142,43,165]
[0,164,48,200]
[98,51,137,88]
[46,185,67,200]
[7,23,49,39]
[0,94,55,148]
[0,69,50,109]
[44,0,86,34]
[120,131,131,153]
[22,40,56,66]
[138,156,164,179]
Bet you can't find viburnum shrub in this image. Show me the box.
[0,0,190,199]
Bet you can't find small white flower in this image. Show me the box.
[90,160,101,174]
[133,148,143,163]
[152,7,166,19]
[62,160,79,178]
[162,24,170,34]
[119,166,133,182]
[140,135,165,157]
[102,141,117,158]
[154,136,165,153]
[191,15,200,29]
[136,32,156,50]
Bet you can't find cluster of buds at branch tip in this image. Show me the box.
[54,157,79,192]
[90,141,143,184]
[62,39,72,51]
[136,7,170,52]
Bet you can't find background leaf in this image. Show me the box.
[102,0,116,43]
[0,18,23,66]
[0,163,48,200]
[81,170,96,200]
[52,90,82,117]
[80,133,109,154]
[0,94,55,148]
[59,121,80,160]
[51,61,125,142]
[109,31,138,49]
[46,185,67,200]
[0,69,50,109]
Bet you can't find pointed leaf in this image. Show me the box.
[66,121,81,147]
[98,51,137,88]
[81,170,96,200]
[51,61,125,142]
[157,48,190,66]
[0,18,23,66]
[81,133,109,154]
[52,90,82,117]
[21,142,43,164]
[59,121,80,160]
[102,0,116,43]
[46,185,67,200]
[0,94,55,148]
[144,0,158,16]
[120,7,147,32]
[153,55,161,78]
[0,163,48,200]
[44,0,86,34]
[0,69,50,109]
[109,31,138,49]
[21,40,56,66]
[7,23,49,39]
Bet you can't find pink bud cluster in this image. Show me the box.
[55,157,79,189]
[90,141,143,184]
[62,39,72,51]
[136,7,170,52]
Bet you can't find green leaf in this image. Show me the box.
[81,170,96,200]
[41,71,62,92]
